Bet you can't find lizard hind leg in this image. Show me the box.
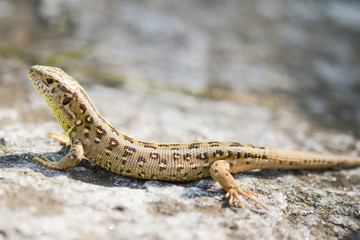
[209,160,269,210]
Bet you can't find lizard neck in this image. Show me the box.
[59,87,105,137]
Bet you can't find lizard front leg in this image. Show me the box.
[32,140,84,170]
[209,160,269,210]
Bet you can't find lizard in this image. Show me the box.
[27,65,360,210]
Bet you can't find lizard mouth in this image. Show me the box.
[28,67,52,101]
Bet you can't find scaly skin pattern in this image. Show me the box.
[27,65,360,210]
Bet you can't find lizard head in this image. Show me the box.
[28,65,88,133]
[28,65,79,103]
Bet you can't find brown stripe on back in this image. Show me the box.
[144,144,157,149]
[229,142,244,147]
[110,126,120,136]
[158,144,170,147]
[124,135,134,143]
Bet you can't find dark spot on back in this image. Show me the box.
[123,146,137,157]
[107,138,120,151]
[183,153,191,161]
[137,156,147,163]
[96,125,107,139]
[177,166,184,171]
[159,159,167,165]
[79,103,87,114]
[196,153,209,160]
[62,97,72,105]
[85,115,94,124]
[173,153,180,161]
[213,150,224,157]
[188,143,200,149]
[150,153,160,160]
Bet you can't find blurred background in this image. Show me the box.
[1,2,360,239]
[1,0,360,135]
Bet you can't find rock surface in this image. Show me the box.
[0,0,360,239]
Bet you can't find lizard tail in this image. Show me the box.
[263,147,360,170]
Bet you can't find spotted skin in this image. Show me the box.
[28,65,360,210]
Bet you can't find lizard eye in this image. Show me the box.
[46,78,54,84]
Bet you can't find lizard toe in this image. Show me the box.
[226,186,268,210]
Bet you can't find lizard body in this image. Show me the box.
[27,65,360,210]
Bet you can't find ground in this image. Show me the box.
[0,0,360,239]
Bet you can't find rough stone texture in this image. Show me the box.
[0,0,360,239]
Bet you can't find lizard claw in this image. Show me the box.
[32,156,60,169]
[33,156,51,164]
[34,155,53,163]
[226,186,269,210]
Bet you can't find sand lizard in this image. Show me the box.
[27,65,360,210]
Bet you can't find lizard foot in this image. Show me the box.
[32,156,61,170]
[31,140,84,171]
[226,186,269,210]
